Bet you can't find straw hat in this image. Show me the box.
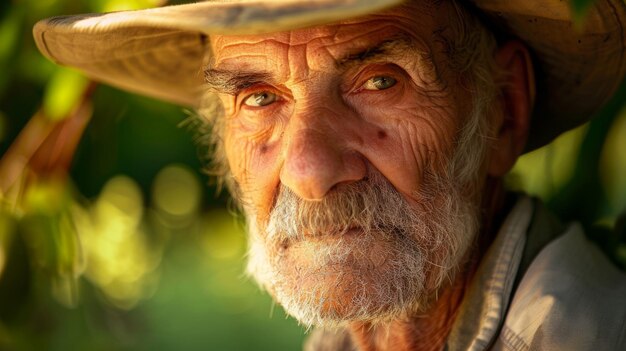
[33,0,626,151]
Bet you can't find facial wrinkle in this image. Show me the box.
[286,28,310,85]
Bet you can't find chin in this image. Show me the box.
[246,223,467,328]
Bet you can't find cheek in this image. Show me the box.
[358,96,460,198]
[224,124,282,218]
[395,107,457,165]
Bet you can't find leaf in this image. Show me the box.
[42,68,88,121]
[19,180,84,307]
[600,107,626,214]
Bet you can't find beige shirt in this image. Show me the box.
[305,197,626,351]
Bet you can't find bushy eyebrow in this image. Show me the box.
[203,34,436,94]
[203,69,274,95]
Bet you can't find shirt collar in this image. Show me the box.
[446,196,534,351]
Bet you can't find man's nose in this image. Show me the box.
[279,115,367,201]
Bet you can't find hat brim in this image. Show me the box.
[33,0,403,107]
[473,0,626,150]
[33,0,626,151]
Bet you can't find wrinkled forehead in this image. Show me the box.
[208,1,456,66]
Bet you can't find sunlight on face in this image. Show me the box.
[246,167,481,326]
[210,2,490,327]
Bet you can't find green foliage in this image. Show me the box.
[0,7,24,97]
[90,0,163,12]
[43,69,89,121]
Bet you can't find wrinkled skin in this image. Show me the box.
[211,5,469,213]
[207,1,533,350]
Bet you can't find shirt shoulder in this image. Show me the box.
[494,224,626,351]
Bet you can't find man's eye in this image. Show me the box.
[362,76,397,91]
[243,91,278,107]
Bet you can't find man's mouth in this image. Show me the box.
[276,226,365,250]
[302,226,363,238]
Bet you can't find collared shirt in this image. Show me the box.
[305,196,626,351]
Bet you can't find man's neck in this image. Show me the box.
[346,178,509,351]
[346,258,475,351]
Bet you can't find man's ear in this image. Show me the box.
[487,40,535,177]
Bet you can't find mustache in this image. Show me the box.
[264,171,429,243]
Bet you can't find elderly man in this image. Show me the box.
[34,0,626,350]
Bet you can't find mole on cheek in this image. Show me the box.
[260,144,268,154]
[377,130,387,140]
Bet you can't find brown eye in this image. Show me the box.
[243,91,277,107]
[363,76,397,91]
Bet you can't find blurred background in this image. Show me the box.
[0,0,625,350]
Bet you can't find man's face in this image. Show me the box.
[207,1,491,326]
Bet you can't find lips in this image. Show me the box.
[301,225,363,238]
[276,226,365,251]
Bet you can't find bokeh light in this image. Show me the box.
[600,107,626,215]
[152,164,201,228]
[508,124,587,199]
[77,176,161,310]
[201,210,245,261]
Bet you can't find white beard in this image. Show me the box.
[242,81,491,327]
[245,166,481,328]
